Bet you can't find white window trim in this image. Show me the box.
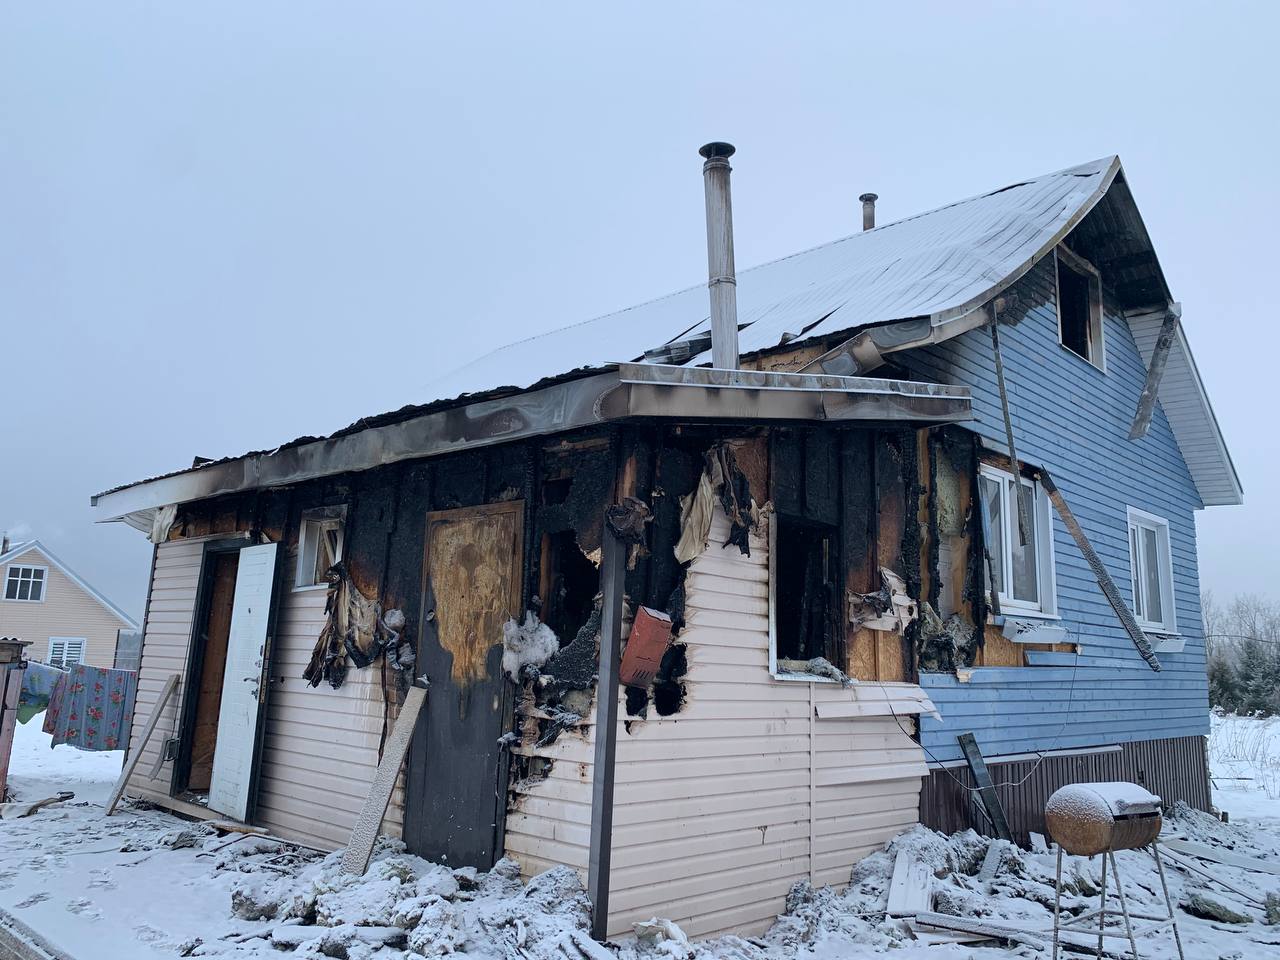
[295,507,346,590]
[5,564,49,603]
[767,514,840,683]
[1126,506,1177,634]
[979,463,1058,617]
[47,636,86,669]
[1055,244,1107,373]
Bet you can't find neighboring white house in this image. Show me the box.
[0,539,139,670]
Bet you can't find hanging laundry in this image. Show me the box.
[42,664,137,751]
[17,661,66,724]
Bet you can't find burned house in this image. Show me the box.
[90,148,1240,939]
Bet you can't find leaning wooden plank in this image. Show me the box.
[341,682,428,876]
[906,919,990,945]
[885,850,911,915]
[1040,468,1160,671]
[913,912,1046,951]
[1162,838,1280,879]
[886,851,934,917]
[104,673,181,816]
[1159,847,1264,906]
[958,732,1012,841]
[1128,304,1181,440]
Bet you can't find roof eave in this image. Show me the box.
[91,365,971,522]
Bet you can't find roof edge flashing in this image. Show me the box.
[92,365,970,522]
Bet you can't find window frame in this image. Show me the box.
[295,507,347,590]
[47,637,86,669]
[1126,507,1177,634]
[978,463,1058,618]
[4,564,48,603]
[1055,244,1106,372]
[767,514,842,683]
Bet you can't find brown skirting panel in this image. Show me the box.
[920,735,1211,845]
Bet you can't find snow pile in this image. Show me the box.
[4,708,123,805]
[193,840,601,958]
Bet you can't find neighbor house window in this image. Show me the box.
[47,637,85,669]
[770,514,839,668]
[5,565,47,602]
[296,509,345,588]
[1127,508,1176,632]
[1056,245,1105,369]
[979,463,1057,615]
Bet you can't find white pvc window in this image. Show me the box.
[296,511,345,588]
[979,464,1057,616]
[5,565,47,602]
[47,637,85,669]
[1127,508,1176,633]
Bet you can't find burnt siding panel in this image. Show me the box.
[901,253,1209,764]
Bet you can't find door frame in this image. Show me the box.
[404,499,525,866]
[172,534,285,824]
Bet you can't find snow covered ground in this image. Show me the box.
[1210,709,1280,825]
[1,712,1277,959]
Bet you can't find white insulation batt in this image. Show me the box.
[505,508,932,940]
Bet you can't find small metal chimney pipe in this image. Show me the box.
[699,141,739,370]
[859,192,878,231]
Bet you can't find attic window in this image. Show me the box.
[297,509,345,588]
[1055,245,1104,369]
[5,565,46,602]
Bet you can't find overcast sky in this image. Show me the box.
[2,2,1275,622]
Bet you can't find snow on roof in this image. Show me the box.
[426,157,1120,402]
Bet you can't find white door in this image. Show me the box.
[209,543,277,820]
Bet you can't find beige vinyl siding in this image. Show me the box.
[0,547,133,669]
[255,584,403,848]
[125,538,204,804]
[125,536,401,846]
[506,508,929,940]
[608,511,925,938]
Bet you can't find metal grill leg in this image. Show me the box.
[1052,846,1064,960]
[1097,853,1108,959]
[1108,851,1139,959]
[1151,842,1186,960]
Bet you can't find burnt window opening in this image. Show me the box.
[541,476,574,506]
[1055,245,1104,368]
[651,643,687,716]
[773,515,839,663]
[538,530,599,645]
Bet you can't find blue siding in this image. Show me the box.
[905,255,1210,764]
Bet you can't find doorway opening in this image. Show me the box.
[174,547,240,806]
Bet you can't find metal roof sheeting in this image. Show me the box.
[426,157,1119,400]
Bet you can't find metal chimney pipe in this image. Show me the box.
[699,142,739,370]
[859,192,878,231]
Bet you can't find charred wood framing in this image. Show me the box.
[1128,303,1181,440]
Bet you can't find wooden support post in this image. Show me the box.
[1128,304,1181,440]
[104,673,181,816]
[957,731,1012,841]
[1039,468,1160,671]
[587,522,625,941]
[342,681,428,876]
